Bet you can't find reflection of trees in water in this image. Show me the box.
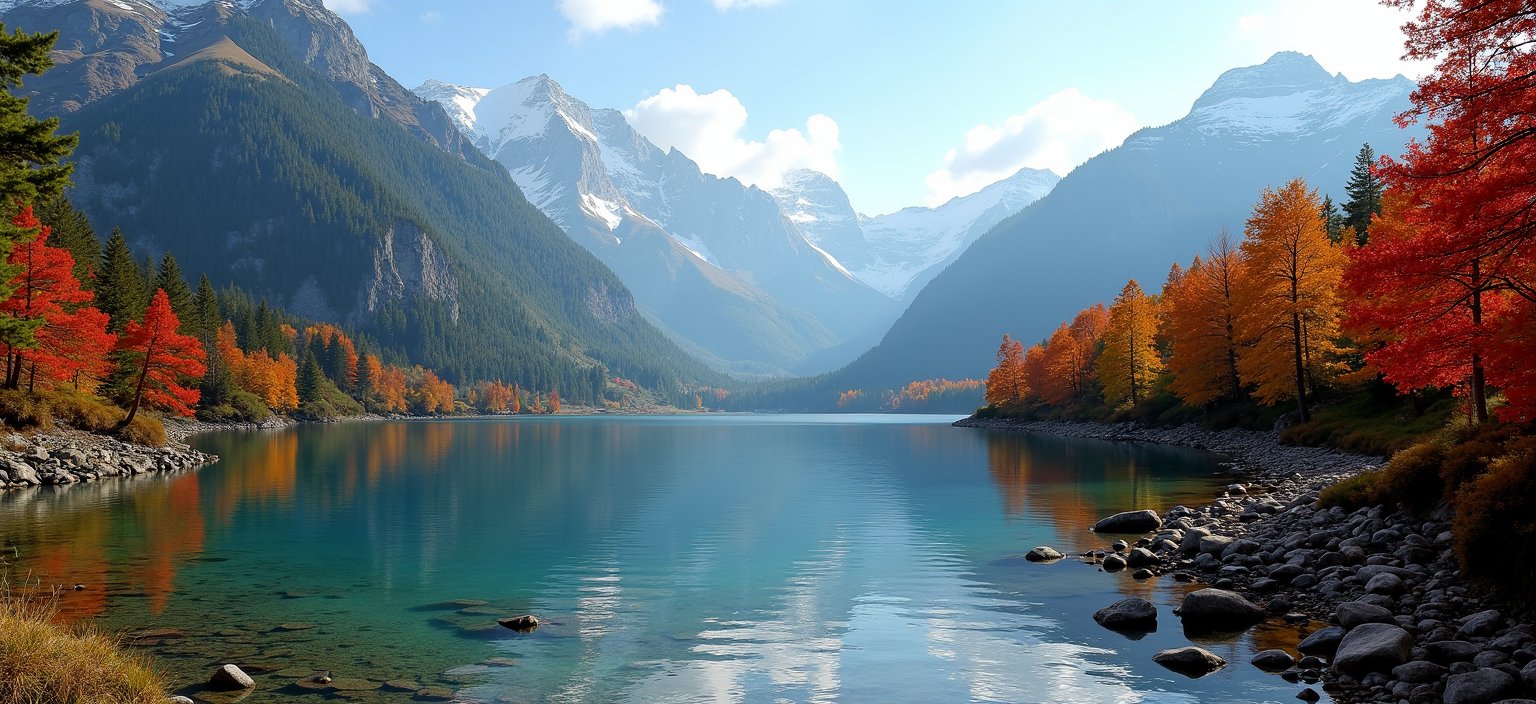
[984,433,1221,556]
[130,473,205,614]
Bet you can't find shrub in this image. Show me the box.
[43,391,124,433]
[1,579,167,703]
[229,390,270,424]
[116,416,166,447]
[1319,469,1384,510]
[0,389,52,431]
[1452,438,1536,603]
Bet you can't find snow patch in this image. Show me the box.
[581,192,623,230]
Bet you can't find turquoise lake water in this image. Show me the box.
[0,415,1328,703]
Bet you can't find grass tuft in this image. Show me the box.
[1,576,168,704]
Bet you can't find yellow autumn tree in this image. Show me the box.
[984,334,1027,406]
[1039,323,1080,405]
[1233,177,1350,421]
[1095,279,1163,407]
[1166,231,1246,407]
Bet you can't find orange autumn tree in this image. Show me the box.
[475,379,517,413]
[115,289,206,425]
[1038,323,1080,405]
[1095,279,1163,407]
[1233,178,1350,421]
[1166,231,1246,407]
[0,206,114,391]
[984,334,1027,406]
[1022,343,1048,401]
[409,366,455,415]
[215,322,298,411]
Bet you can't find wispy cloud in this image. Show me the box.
[557,0,664,38]
[712,0,782,9]
[923,88,1138,205]
[626,84,841,190]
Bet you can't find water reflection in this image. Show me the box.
[0,417,1317,703]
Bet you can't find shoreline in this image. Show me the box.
[956,416,1534,704]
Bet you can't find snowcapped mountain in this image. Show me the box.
[416,75,901,377]
[773,167,1060,300]
[818,51,1422,390]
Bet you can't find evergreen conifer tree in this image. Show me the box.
[191,275,218,347]
[36,196,97,283]
[153,251,193,326]
[297,348,325,404]
[1320,195,1345,244]
[1343,144,1384,245]
[96,228,145,332]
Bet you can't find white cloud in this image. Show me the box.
[625,84,840,190]
[1234,0,1430,81]
[922,88,1138,206]
[557,0,663,38]
[712,0,782,9]
[420,10,444,23]
[322,0,371,13]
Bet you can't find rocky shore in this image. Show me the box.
[0,426,215,491]
[957,417,1536,704]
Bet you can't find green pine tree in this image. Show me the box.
[1342,143,1384,245]
[1320,195,1345,244]
[297,348,325,404]
[153,251,194,325]
[96,228,146,332]
[0,24,79,348]
[35,196,98,284]
[191,275,219,345]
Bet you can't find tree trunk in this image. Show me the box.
[1291,309,1309,422]
[119,346,153,430]
[1469,259,1489,423]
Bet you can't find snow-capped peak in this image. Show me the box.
[413,79,489,136]
[1183,51,1414,141]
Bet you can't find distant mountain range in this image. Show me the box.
[414,77,1058,376]
[1,0,720,400]
[813,51,1422,398]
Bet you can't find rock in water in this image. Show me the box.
[1251,649,1296,672]
[208,664,255,690]
[1125,547,1159,567]
[1177,588,1265,631]
[1337,601,1396,629]
[498,614,540,632]
[1332,623,1413,675]
[1296,624,1345,657]
[1024,546,1064,562]
[1442,668,1518,704]
[1153,646,1227,677]
[1102,553,1127,570]
[1092,510,1162,534]
[1093,598,1157,631]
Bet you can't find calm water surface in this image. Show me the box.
[0,415,1327,703]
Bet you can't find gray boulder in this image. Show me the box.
[498,614,540,632]
[1392,660,1449,684]
[1125,547,1158,567]
[1153,646,1227,677]
[208,664,255,691]
[1337,601,1396,630]
[1427,640,1484,664]
[1250,649,1295,672]
[1178,526,1212,555]
[1365,572,1405,595]
[1198,534,1235,557]
[1443,667,1517,704]
[1093,597,1157,631]
[1093,510,1162,534]
[1333,623,1414,675]
[1024,546,1064,562]
[1102,553,1127,570]
[1524,659,1536,690]
[1458,610,1503,638]
[1178,588,1264,631]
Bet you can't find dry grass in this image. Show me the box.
[0,577,167,704]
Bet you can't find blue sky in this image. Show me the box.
[331,0,1422,215]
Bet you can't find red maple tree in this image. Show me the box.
[115,289,206,424]
[1,205,116,390]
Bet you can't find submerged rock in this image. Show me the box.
[498,614,540,632]
[1153,646,1227,677]
[1093,510,1162,534]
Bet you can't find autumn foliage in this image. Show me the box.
[1095,279,1161,407]
[984,335,1026,406]
[115,289,206,424]
[1164,232,1244,407]
[1,206,114,391]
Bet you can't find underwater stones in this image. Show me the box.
[498,614,540,633]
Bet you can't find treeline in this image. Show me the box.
[835,379,984,413]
